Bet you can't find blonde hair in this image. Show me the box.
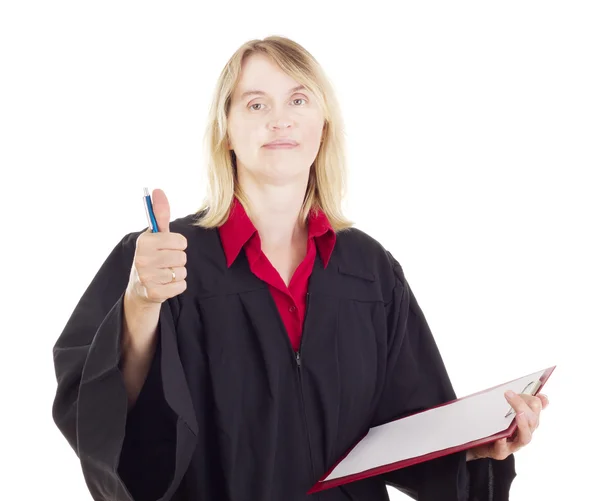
[192,35,354,232]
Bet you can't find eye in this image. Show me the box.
[249,103,264,111]
[292,98,307,106]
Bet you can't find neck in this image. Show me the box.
[237,171,309,251]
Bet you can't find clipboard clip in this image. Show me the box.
[504,379,542,418]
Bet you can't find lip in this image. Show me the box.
[263,139,299,147]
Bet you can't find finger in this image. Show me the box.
[504,391,530,415]
[152,188,171,233]
[158,250,187,268]
[518,394,543,429]
[520,394,543,415]
[505,391,539,419]
[538,394,550,409]
[508,412,532,453]
[163,265,187,284]
[145,279,187,301]
[155,233,188,251]
[488,437,516,461]
[493,438,510,459]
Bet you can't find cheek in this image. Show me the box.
[229,119,257,151]
[303,118,325,150]
[302,115,324,144]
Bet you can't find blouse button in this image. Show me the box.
[289,305,297,313]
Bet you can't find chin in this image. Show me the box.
[258,164,311,185]
[237,156,312,184]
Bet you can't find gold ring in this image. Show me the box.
[169,267,176,283]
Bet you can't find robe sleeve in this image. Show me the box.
[51,231,198,501]
[371,251,517,500]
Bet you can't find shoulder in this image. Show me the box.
[334,227,406,301]
[170,211,215,240]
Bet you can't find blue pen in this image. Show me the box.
[143,187,159,233]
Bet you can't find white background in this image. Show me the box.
[2,1,598,499]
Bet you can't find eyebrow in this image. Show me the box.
[239,85,307,101]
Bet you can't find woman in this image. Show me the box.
[52,36,548,501]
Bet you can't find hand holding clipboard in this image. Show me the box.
[309,366,555,494]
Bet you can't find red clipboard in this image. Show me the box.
[308,365,556,494]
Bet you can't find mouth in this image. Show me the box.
[263,143,299,149]
[263,139,299,149]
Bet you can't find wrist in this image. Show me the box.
[122,290,160,347]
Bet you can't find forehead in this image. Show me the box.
[234,53,305,99]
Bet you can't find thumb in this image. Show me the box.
[152,188,171,233]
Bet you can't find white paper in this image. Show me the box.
[324,368,549,481]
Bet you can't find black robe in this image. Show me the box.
[52,213,517,501]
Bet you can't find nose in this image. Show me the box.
[268,106,294,130]
[269,117,292,130]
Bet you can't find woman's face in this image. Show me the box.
[227,53,325,186]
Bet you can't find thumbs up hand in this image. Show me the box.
[127,189,188,307]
